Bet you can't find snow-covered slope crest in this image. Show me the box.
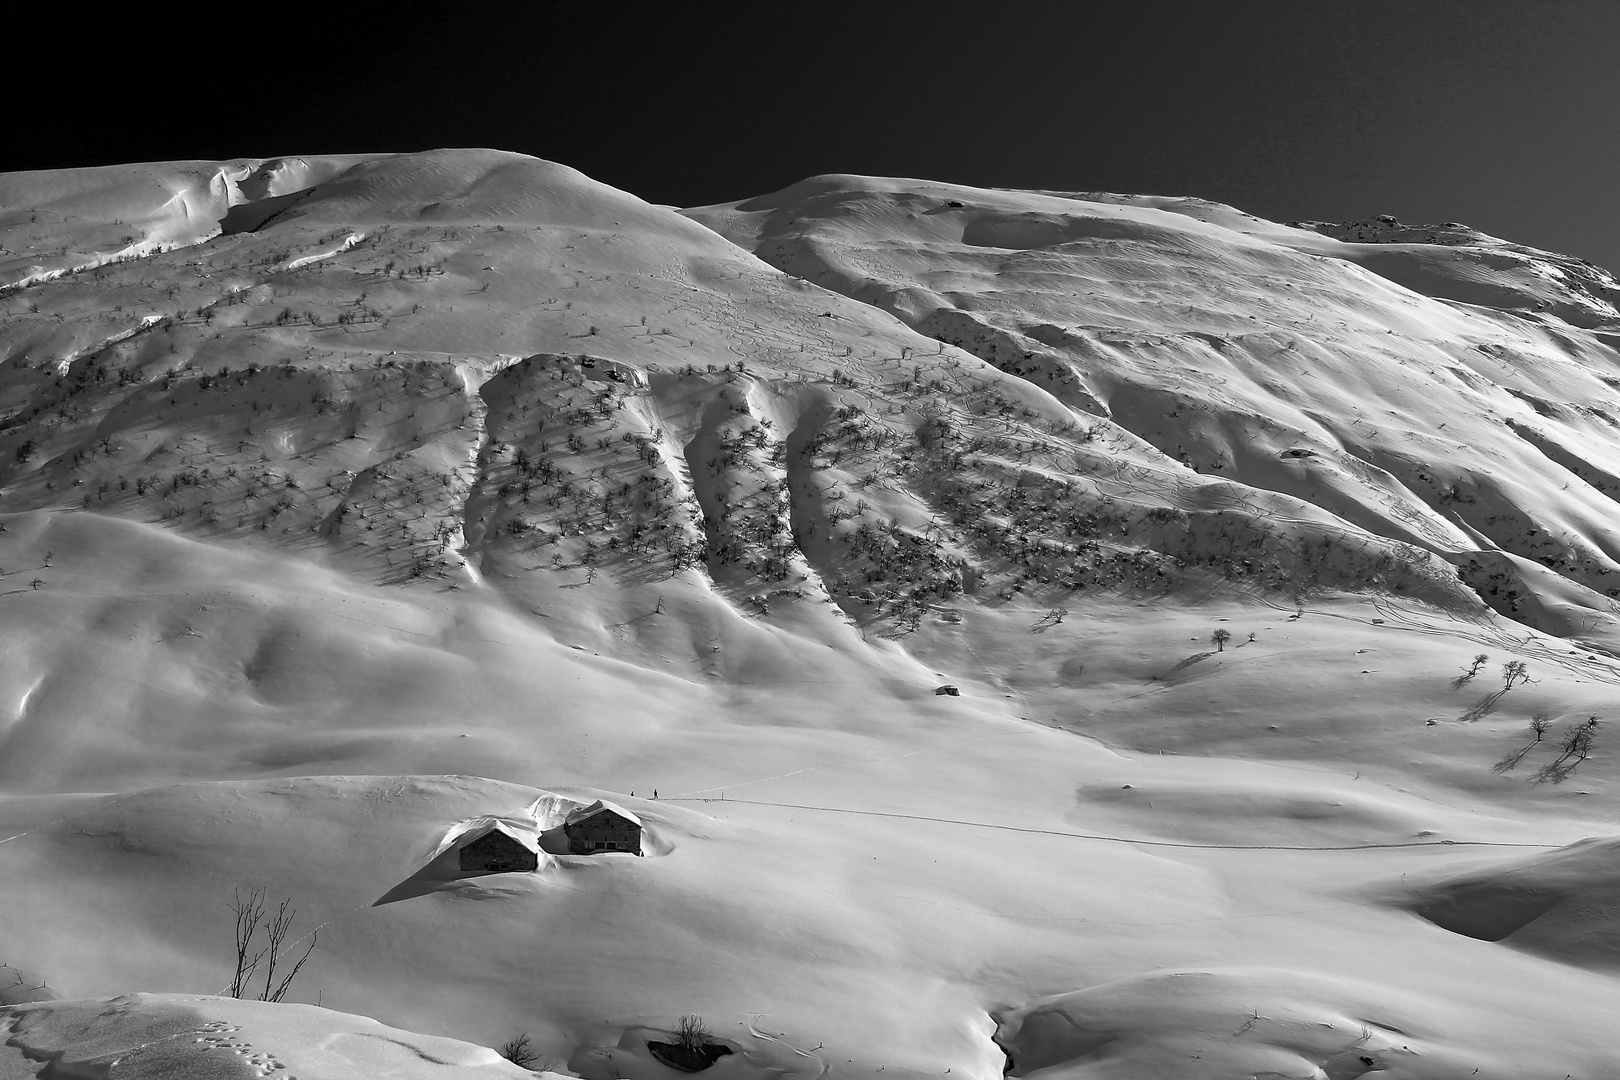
[1295,213,1620,329]
[0,155,382,288]
[0,992,537,1078]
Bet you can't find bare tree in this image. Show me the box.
[229,887,268,1000]
[1501,660,1530,691]
[1566,716,1601,762]
[675,1015,714,1054]
[1211,628,1231,652]
[1452,653,1490,689]
[1532,716,1602,784]
[1493,715,1552,774]
[1530,713,1552,741]
[499,1034,538,1069]
[228,886,318,1002]
[259,897,316,1003]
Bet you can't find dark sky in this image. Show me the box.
[11,2,1620,271]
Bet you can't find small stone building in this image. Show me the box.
[563,800,642,856]
[458,826,539,873]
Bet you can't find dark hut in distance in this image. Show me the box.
[458,825,539,873]
[564,800,642,855]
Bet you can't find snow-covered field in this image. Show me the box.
[3,150,1620,1078]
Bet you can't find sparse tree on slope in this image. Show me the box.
[499,1034,538,1069]
[1452,653,1490,689]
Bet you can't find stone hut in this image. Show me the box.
[458,825,539,873]
[563,800,642,856]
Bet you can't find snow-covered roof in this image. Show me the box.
[449,819,540,854]
[563,799,641,827]
[463,822,533,844]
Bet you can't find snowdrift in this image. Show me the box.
[1397,835,1620,970]
[0,992,536,1079]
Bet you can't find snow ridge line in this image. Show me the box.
[666,798,1560,852]
[1,230,226,294]
[0,791,145,847]
[52,314,167,373]
[282,232,364,271]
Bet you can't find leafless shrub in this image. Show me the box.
[228,886,318,1002]
[1532,716,1601,784]
[1031,607,1068,630]
[1494,713,1566,775]
[1451,653,1489,690]
[675,1015,714,1054]
[499,1034,538,1069]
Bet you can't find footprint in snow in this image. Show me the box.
[191,1023,289,1075]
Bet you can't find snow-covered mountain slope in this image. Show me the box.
[688,176,1620,649]
[5,151,1620,1079]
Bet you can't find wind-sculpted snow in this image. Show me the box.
[1,992,536,1078]
[990,966,1594,1078]
[0,155,382,289]
[1394,835,1620,970]
[6,151,1620,1078]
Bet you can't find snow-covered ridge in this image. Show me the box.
[0,154,383,292]
[1294,213,1620,327]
